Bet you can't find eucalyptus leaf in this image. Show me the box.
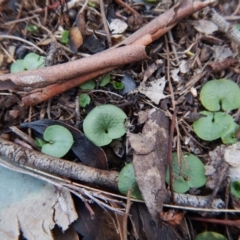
[83,104,127,146]
[195,232,227,240]
[200,79,240,111]
[166,153,206,193]
[79,80,96,90]
[118,163,143,199]
[42,125,74,158]
[79,93,91,107]
[193,111,235,141]
[10,59,25,73]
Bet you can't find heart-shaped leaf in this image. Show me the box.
[83,104,127,146]
[193,111,235,141]
[42,125,74,158]
[10,60,25,73]
[221,123,239,144]
[79,80,95,90]
[195,231,227,240]
[200,79,240,111]
[118,163,143,199]
[166,152,206,193]
[20,120,107,169]
[113,81,124,90]
[230,181,240,199]
[23,53,45,70]
[79,93,91,107]
[99,73,111,87]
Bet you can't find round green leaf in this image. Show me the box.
[166,152,206,193]
[35,137,47,147]
[23,53,45,70]
[60,30,69,44]
[200,79,240,111]
[113,81,124,90]
[10,60,25,73]
[221,123,239,144]
[230,181,240,199]
[83,104,127,146]
[195,232,227,240]
[42,125,74,158]
[193,111,235,141]
[79,80,96,90]
[27,25,39,33]
[118,163,143,199]
[99,73,111,87]
[79,93,91,107]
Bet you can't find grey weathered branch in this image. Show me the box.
[0,138,119,190]
[0,137,226,211]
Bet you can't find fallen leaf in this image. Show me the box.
[73,200,121,240]
[137,76,167,104]
[0,166,77,240]
[212,45,233,61]
[192,19,218,34]
[69,26,83,54]
[171,68,181,82]
[159,210,184,226]
[179,60,190,73]
[128,110,169,222]
[224,142,240,182]
[110,18,128,34]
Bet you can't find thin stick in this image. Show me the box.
[0,35,46,54]
[99,0,112,47]
[168,107,178,202]
[123,189,132,240]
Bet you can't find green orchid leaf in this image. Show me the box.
[166,152,206,193]
[193,111,235,141]
[118,163,143,199]
[230,181,240,199]
[200,79,240,111]
[99,73,111,87]
[83,104,127,146]
[10,59,25,73]
[79,93,91,107]
[195,231,227,240]
[79,80,96,90]
[60,30,69,44]
[23,53,45,70]
[27,25,39,33]
[113,81,124,90]
[221,123,239,144]
[42,125,74,158]
[35,137,47,147]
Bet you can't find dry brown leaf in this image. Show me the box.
[69,26,83,54]
[159,210,184,226]
[128,109,169,222]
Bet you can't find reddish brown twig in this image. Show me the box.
[0,45,148,90]
[168,107,178,202]
[190,216,240,229]
[22,67,114,106]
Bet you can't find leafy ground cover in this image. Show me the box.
[0,0,240,239]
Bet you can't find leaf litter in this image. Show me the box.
[0,0,240,239]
